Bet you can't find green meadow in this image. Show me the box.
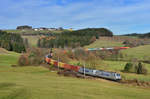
[0,50,150,99]
[121,45,150,60]
[85,40,124,48]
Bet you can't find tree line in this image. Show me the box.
[38,28,113,48]
[0,30,26,53]
[124,32,150,38]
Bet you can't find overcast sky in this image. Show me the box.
[0,0,150,34]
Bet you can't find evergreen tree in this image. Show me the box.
[137,62,147,74]
[0,31,26,53]
[124,63,133,72]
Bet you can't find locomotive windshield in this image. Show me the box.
[116,74,120,77]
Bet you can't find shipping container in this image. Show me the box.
[58,62,65,68]
[53,61,58,67]
[64,64,72,70]
[50,59,55,65]
[70,65,80,72]
[45,57,50,64]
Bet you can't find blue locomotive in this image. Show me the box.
[78,67,121,81]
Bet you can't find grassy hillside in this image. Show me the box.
[85,40,124,48]
[22,36,40,47]
[102,61,150,81]
[85,36,126,48]
[1,50,150,99]
[4,29,63,34]
[85,36,150,48]
[121,45,150,60]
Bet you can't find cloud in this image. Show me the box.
[0,0,150,34]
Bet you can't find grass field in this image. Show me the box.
[1,50,150,99]
[85,37,125,48]
[4,29,63,34]
[85,40,124,48]
[22,36,40,47]
[121,45,150,60]
[102,61,150,81]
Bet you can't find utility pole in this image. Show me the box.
[84,62,85,78]
[58,56,59,71]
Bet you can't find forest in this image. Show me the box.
[0,30,26,53]
[38,28,113,48]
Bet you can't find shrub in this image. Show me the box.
[84,52,101,69]
[123,62,148,75]
[74,48,88,60]
[52,49,70,63]
[95,50,123,61]
[124,63,133,72]
[71,50,101,69]
[18,54,29,66]
[137,62,148,74]
[18,48,49,66]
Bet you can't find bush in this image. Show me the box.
[94,50,123,61]
[74,48,88,60]
[52,49,70,63]
[84,52,101,69]
[137,62,148,74]
[18,48,49,66]
[123,62,148,75]
[124,63,133,72]
[18,54,29,66]
[70,49,101,69]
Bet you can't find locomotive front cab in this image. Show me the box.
[115,73,121,80]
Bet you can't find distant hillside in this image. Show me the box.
[121,45,150,61]
[74,28,113,37]
[123,32,150,38]
[140,32,150,38]
[4,29,64,35]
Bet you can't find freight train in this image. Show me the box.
[45,55,121,81]
[86,47,130,51]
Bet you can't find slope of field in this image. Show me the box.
[85,36,150,48]
[85,40,124,48]
[1,51,150,99]
[4,29,63,34]
[85,36,126,48]
[22,36,40,47]
[102,61,150,81]
[121,45,150,60]
[0,48,9,54]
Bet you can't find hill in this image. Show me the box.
[121,45,150,61]
[74,28,113,37]
[85,36,125,48]
[0,48,9,54]
[4,29,67,35]
[124,32,150,38]
[38,28,113,48]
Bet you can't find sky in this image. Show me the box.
[0,0,150,34]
